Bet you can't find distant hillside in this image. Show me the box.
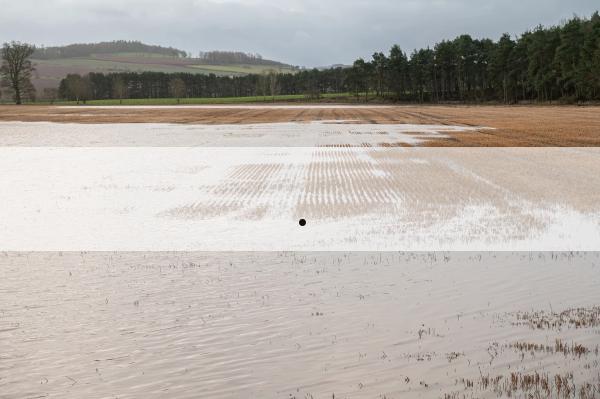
[30,41,296,94]
[34,40,187,59]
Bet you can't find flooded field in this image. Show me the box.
[1,147,600,251]
[1,252,600,399]
[0,121,485,147]
[1,107,599,398]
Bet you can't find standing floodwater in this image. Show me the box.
[1,252,599,398]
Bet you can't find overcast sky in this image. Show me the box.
[0,0,598,66]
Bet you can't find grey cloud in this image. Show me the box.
[0,0,598,66]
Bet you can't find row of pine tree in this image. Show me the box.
[56,12,600,103]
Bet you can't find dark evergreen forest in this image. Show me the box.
[59,13,600,103]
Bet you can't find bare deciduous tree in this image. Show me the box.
[268,70,280,101]
[112,77,128,104]
[42,87,59,104]
[258,73,269,99]
[1,42,36,104]
[61,74,92,104]
[169,78,186,104]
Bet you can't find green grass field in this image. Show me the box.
[32,53,297,79]
[19,93,355,106]
[29,54,299,97]
[26,93,354,106]
[33,57,234,76]
[188,64,295,74]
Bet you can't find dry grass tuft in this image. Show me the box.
[513,307,600,330]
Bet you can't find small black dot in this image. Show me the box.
[299,219,307,226]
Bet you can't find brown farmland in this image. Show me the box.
[1,105,599,146]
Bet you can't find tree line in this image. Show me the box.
[2,12,600,104]
[197,51,291,66]
[57,69,337,103]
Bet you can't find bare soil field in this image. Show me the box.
[1,105,599,146]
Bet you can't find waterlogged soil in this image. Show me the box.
[1,252,599,399]
[2,148,600,251]
[1,105,600,146]
[1,105,600,399]
[0,120,485,147]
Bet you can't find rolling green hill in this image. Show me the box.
[31,41,297,93]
